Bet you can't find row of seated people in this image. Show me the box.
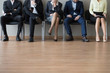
[0,0,107,42]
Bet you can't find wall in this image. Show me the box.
[0,0,109,37]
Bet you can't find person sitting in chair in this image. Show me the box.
[23,0,44,42]
[89,0,107,42]
[45,0,63,41]
[64,0,89,42]
[1,0,23,41]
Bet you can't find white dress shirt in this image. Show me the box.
[31,0,38,14]
[72,1,77,15]
[10,0,14,5]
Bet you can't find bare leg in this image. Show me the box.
[101,18,107,42]
[95,18,101,42]
[54,17,60,40]
[48,12,58,34]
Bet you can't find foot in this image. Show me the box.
[54,36,58,42]
[16,36,21,41]
[66,36,74,41]
[82,37,89,42]
[54,39,58,42]
[29,37,34,42]
[3,35,9,41]
[48,28,52,35]
[48,31,51,35]
[96,36,100,42]
[103,36,107,42]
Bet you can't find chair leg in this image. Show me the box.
[63,24,66,41]
[42,21,45,41]
[1,26,3,41]
[86,20,88,36]
[20,25,24,40]
[106,21,108,40]
[22,24,25,40]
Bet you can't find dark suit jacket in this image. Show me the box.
[64,0,84,17]
[23,0,44,20]
[45,1,63,19]
[3,0,22,16]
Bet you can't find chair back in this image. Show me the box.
[85,10,91,20]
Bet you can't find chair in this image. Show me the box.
[0,10,25,41]
[0,19,25,41]
[85,10,108,40]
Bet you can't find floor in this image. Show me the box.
[0,37,110,73]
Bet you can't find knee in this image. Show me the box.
[53,12,58,16]
[57,17,60,20]
[79,18,86,24]
[1,16,5,21]
[101,18,105,21]
[23,7,27,12]
[96,18,101,21]
[64,18,69,24]
[19,16,23,21]
[29,17,33,21]
[16,16,23,22]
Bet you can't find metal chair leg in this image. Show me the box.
[22,24,25,40]
[1,26,3,41]
[20,25,24,40]
[42,21,45,41]
[106,21,108,40]
[63,24,66,41]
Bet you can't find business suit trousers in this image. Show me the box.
[1,15,23,36]
[64,17,87,37]
[23,8,42,38]
[29,15,39,38]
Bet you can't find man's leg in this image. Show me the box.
[1,16,12,41]
[14,15,23,41]
[23,7,36,19]
[29,17,36,42]
[64,17,74,41]
[77,17,89,42]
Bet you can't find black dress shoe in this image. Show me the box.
[3,36,9,41]
[29,37,34,42]
[82,37,89,42]
[48,32,51,35]
[54,39,58,42]
[66,36,74,41]
[16,36,21,41]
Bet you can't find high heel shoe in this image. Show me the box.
[54,39,58,41]
[48,32,51,35]
[103,40,107,42]
[103,36,107,42]
[54,36,58,42]
[96,36,100,42]
[48,31,51,35]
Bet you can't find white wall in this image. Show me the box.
[0,0,110,36]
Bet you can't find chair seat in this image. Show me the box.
[7,22,19,25]
[24,21,41,25]
[87,20,95,25]
[70,22,80,25]
[45,20,63,25]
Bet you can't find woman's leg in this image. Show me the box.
[48,12,58,34]
[54,17,60,40]
[95,18,101,41]
[101,18,107,42]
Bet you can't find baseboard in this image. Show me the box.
[1,36,110,39]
